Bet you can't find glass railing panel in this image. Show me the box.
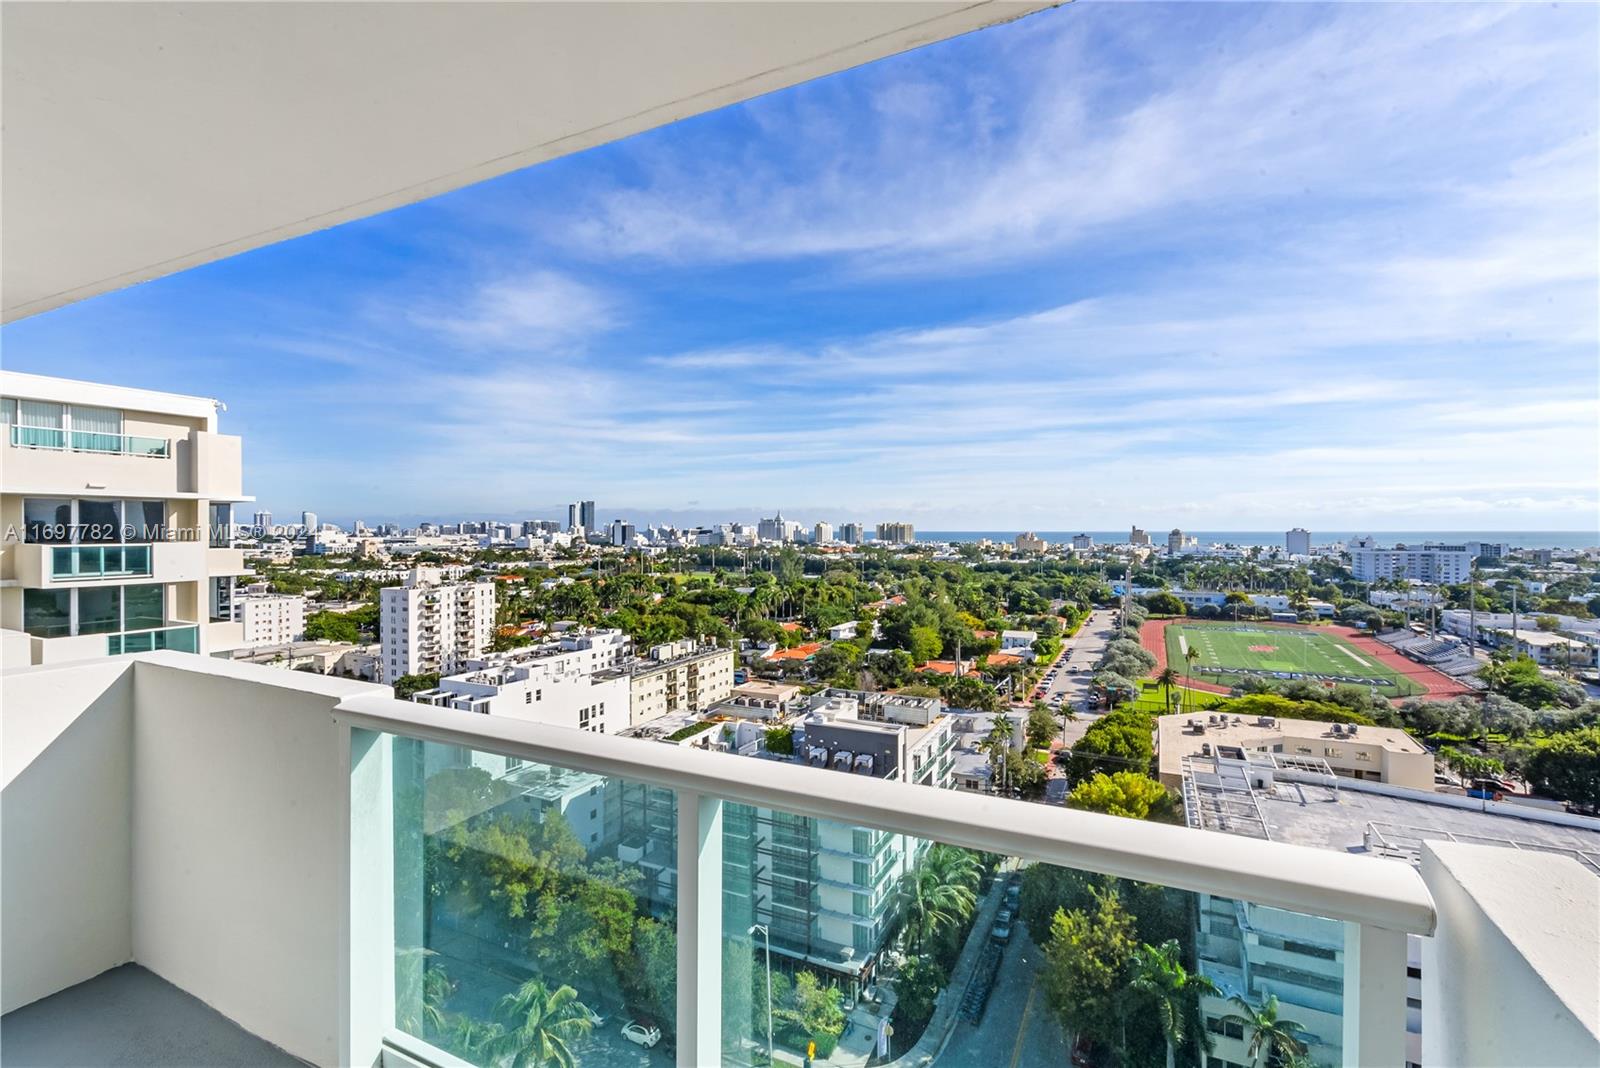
[386,736,680,1066]
[10,425,66,448]
[725,815,1351,1068]
[49,545,155,579]
[70,430,125,453]
[107,624,198,655]
[125,435,170,457]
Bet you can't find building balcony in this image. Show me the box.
[10,542,212,589]
[2,427,246,502]
[1,654,1595,1068]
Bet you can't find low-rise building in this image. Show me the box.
[1157,713,1434,791]
[627,639,735,727]
[233,592,306,647]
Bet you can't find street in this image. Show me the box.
[1038,607,1119,713]
[935,925,1069,1068]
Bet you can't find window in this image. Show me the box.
[210,502,232,547]
[23,589,71,638]
[77,585,122,635]
[69,405,121,451]
[23,498,71,543]
[128,500,166,542]
[1326,747,1343,758]
[209,577,233,623]
[1356,751,1371,761]
[77,499,121,543]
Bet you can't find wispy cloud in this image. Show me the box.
[408,270,615,346]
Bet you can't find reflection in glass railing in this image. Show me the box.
[106,624,197,655]
[50,544,153,579]
[724,818,1346,1068]
[391,738,680,1066]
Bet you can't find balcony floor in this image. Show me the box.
[0,964,302,1067]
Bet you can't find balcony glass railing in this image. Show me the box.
[343,698,1432,1068]
[107,624,198,655]
[7,424,169,457]
[51,545,153,580]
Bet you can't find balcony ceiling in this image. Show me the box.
[0,1,1050,323]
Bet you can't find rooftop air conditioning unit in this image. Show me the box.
[1347,724,1359,735]
[1201,743,1212,756]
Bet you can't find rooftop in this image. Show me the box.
[1158,712,1427,781]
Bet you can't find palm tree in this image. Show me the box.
[1221,994,1309,1068]
[395,947,452,1039]
[1155,667,1181,715]
[983,715,1015,793]
[894,844,980,951]
[488,979,594,1068]
[1128,940,1218,1068]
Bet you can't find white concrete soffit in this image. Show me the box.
[1,1,1054,322]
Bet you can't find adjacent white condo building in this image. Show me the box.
[1350,539,1471,584]
[0,371,254,664]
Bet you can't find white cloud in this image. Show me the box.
[409,271,614,345]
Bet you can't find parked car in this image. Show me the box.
[622,1021,662,1048]
[991,915,1013,944]
[584,1005,609,1029]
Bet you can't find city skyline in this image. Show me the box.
[2,3,1595,529]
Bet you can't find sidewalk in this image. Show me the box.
[875,864,1015,1067]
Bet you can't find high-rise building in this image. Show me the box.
[380,567,495,682]
[757,512,790,543]
[1071,533,1094,551]
[839,522,863,545]
[301,510,318,533]
[252,510,273,534]
[609,519,636,546]
[1167,528,1185,555]
[1015,532,1046,554]
[1130,525,1151,547]
[1350,542,1471,584]
[813,522,833,544]
[875,521,914,544]
[0,371,254,663]
[1286,527,1312,556]
[579,500,596,532]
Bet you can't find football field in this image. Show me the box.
[1163,622,1424,696]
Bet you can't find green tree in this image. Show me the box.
[909,625,943,665]
[894,844,981,951]
[1523,725,1600,810]
[1155,666,1181,714]
[1129,939,1218,1068]
[393,672,441,699]
[1220,994,1309,1068]
[1026,703,1058,749]
[1068,771,1174,821]
[304,609,361,643]
[1040,887,1137,1053]
[487,979,593,1068]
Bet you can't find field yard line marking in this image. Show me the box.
[1330,641,1373,669]
[1178,635,1189,657]
[1009,977,1040,1068]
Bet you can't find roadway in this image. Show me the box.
[935,924,1070,1068]
[1037,607,1119,713]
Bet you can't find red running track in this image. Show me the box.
[1137,618,1473,699]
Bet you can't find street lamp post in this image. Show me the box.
[750,923,774,1066]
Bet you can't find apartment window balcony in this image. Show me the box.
[3,655,1595,1068]
[105,623,199,655]
[50,545,153,581]
[7,424,170,457]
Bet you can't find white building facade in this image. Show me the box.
[1351,541,1472,584]
[234,593,306,647]
[379,567,495,681]
[0,371,254,664]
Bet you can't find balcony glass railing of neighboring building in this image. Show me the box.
[50,544,154,580]
[337,694,1433,1068]
[7,424,170,457]
[107,624,199,655]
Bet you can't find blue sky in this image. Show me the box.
[4,2,1597,531]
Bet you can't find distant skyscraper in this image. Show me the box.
[252,510,272,533]
[301,510,318,532]
[1071,533,1094,551]
[1286,528,1312,556]
[1129,525,1151,547]
[876,522,915,544]
[1167,528,1185,555]
[580,500,596,531]
[813,522,834,544]
[839,522,863,545]
[609,519,636,546]
[757,513,789,543]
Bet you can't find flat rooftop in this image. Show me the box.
[1250,779,1600,874]
[1159,713,1425,779]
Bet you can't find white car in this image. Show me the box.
[622,1021,662,1049]
[584,1006,609,1029]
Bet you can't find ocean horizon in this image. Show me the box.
[914,531,1600,551]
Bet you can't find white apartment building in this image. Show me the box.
[627,639,736,727]
[1014,531,1046,554]
[0,371,254,664]
[838,522,863,545]
[412,655,629,735]
[1350,540,1472,584]
[233,592,306,647]
[379,567,495,681]
[1071,533,1094,550]
[1286,527,1312,556]
[1157,714,1435,790]
[813,521,833,544]
[875,521,915,543]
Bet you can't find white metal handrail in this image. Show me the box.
[332,690,1435,935]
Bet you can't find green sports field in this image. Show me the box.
[1163,622,1424,696]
